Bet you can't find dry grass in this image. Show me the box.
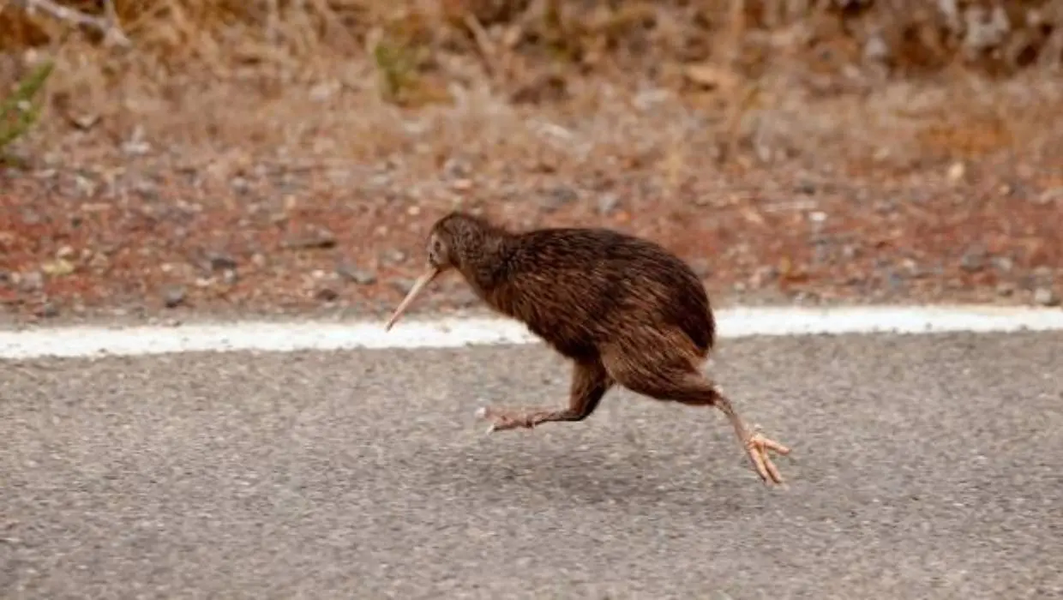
[3,2,1063,320]
[1,0,1062,176]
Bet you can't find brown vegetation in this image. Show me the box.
[1,1,1062,322]
[4,1,1063,137]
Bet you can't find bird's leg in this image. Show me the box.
[710,387,791,485]
[605,356,790,485]
[477,359,612,433]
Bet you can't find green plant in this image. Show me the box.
[0,59,54,160]
[373,38,419,104]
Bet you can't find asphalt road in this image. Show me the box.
[2,330,1062,599]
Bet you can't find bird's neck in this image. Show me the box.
[455,232,514,297]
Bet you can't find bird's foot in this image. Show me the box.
[475,406,543,433]
[743,425,791,486]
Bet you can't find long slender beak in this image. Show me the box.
[384,265,441,331]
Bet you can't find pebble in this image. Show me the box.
[887,271,906,292]
[315,287,339,302]
[390,278,416,295]
[21,209,42,225]
[863,34,891,62]
[443,157,471,179]
[382,249,406,264]
[688,259,712,278]
[283,226,337,250]
[947,161,966,182]
[230,177,250,193]
[540,184,578,212]
[19,271,44,292]
[1033,287,1060,307]
[597,193,621,215]
[37,301,59,318]
[337,263,377,285]
[991,256,1014,273]
[40,258,75,277]
[959,244,987,272]
[1036,188,1063,205]
[162,285,187,308]
[900,258,923,278]
[208,252,238,271]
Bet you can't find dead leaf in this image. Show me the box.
[683,64,739,92]
[41,258,75,277]
[741,207,766,226]
[70,114,100,130]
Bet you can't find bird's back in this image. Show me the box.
[482,227,715,360]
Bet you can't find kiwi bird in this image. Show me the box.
[384,211,791,485]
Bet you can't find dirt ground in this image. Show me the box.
[1,1,1062,325]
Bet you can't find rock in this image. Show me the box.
[683,63,739,92]
[947,161,966,182]
[230,177,250,193]
[381,249,406,265]
[19,270,44,292]
[1033,287,1060,307]
[336,263,377,285]
[283,226,337,250]
[162,285,187,308]
[813,243,830,265]
[208,252,238,271]
[863,34,891,62]
[688,259,712,278]
[540,184,578,213]
[959,244,987,272]
[749,265,778,289]
[996,282,1015,297]
[390,278,415,295]
[887,271,906,292]
[315,287,339,302]
[597,193,620,215]
[991,256,1014,273]
[451,287,479,307]
[510,72,568,105]
[900,258,924,278]
[21,209,41,225]
[443,157,471,179]
[41,258,75,277]
[1036,188,1063,205]
[37,301,59,318]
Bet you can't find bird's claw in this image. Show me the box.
[744,429,791,486]
[476,405,535,432]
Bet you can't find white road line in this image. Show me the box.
[1,305,1062,360]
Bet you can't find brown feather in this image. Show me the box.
[385,211,791,486]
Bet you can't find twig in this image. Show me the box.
[9,0,132,47]
[462,12,499,78]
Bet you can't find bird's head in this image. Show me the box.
[384,211,494,330]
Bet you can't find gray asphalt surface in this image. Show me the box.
[2,330,1062,599]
